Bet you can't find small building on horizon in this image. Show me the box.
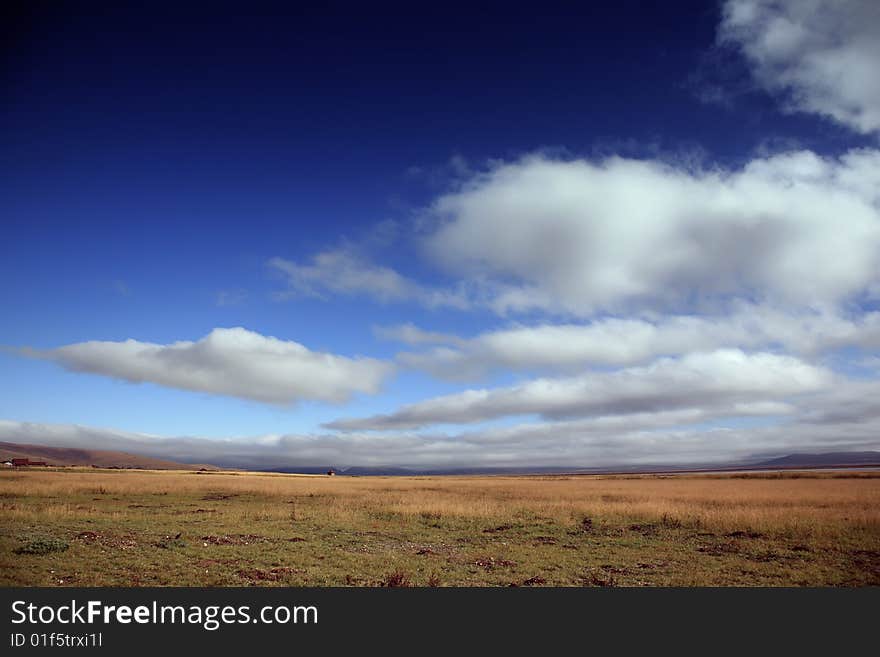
[11,458,48,467]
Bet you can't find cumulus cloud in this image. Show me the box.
[794,380,880,426]
[326,350,830,430]
[719,0,880,134]
[424,149,880,316]
[244,146,879,463]
[270,148,880,320]
[268,248,470,309]
[393,305,880,379]
[21,327,394,405]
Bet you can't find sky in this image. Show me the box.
[2,0,880,469]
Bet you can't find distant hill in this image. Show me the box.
[265,451,880,476]
[262,466,340,475]
[753,451,880,468]
[0,441,219,470]
[2,441,877,475]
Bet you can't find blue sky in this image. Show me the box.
[2,1,880,468]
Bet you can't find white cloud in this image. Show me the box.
[270,149,880,320]
[424,150,880,316]
[394,305,880,379]
[22,327,394,405]
[326,350,830,430]
[794,379,880,425]
[2,404,876,470]
[720,0,880,134]
[268,248,470,309]
[373,323,464,346]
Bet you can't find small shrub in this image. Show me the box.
[14,538,69,555]
[660,514,683,529]
[583,570,617,587]
[381,570,412,587]
[427,572,441,587]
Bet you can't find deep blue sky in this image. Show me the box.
[2,1,858,339]
[2,1,878,467]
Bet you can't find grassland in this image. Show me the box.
[1,467,878,586]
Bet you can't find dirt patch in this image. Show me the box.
[726,530,765,539]
[236,567,301,582]
[201,534,269,546]
[288,537,306,543]
[533,536,558,545]
[482,524,512,534]
[521,575,547,586]
[583,568,618,586]
[747,550,787,563]
[697,541,741,556]
[52,573,78,585]
[75,530,138,550]
[475,556,516,571]
[599,564,629,574]
[629,523,659,536]
[850,549,880,574]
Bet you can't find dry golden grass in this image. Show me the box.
[1,468,878,586]
[3,468,876,533]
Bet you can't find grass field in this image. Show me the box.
[1,467,878,586]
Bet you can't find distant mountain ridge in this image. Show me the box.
[265,451,880,476]
[1,441,877,475]
[0,441,219,470]
[752,452,880,468]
